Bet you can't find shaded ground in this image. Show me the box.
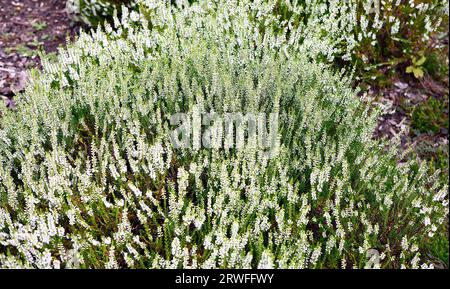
[0,0,83,107]
[371,76,448,156]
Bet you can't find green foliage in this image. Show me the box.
[348,0,448,81]
[425,228,449,268]
[31,21,48,31]
[406,56,427,79]
[412,95,449,134]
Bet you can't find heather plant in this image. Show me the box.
[67,0,449,81]
[0,1,447,269]
[299,0,449,80]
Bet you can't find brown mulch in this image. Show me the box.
[0,0,83,108]
[369,75,448,158]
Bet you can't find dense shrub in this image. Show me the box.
[296,0,449,80]
[67,0,449,80]
[0,1,447,268]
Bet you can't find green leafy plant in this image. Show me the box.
[406,56,427,79]
[412,95,449,134]
[31,21,48,31]
[426,231,449,268]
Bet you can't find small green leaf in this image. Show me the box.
[406,66,414,73]
[413,67,424,78]
[415,56,426,66]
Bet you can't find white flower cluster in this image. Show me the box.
[66,0,449,70]
[0,0,447,269]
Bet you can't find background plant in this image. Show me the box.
[66,0,449,82]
